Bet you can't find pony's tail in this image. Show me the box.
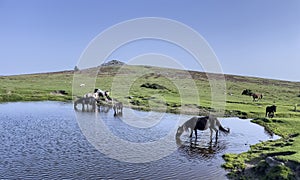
[219,125,230,135]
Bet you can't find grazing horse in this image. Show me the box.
[113,101,123,116]
[242,89,263,101]
[176,115,230,142]
[74,96,97,111]
[242,89,253,96]
[252,93,263,101]
[266,105,276,118]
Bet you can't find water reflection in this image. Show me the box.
[0,102,280,179]
[176,136,227,161]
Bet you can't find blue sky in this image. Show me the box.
[0,0,299,81]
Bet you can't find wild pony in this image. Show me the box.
[242,89,253,96]
[84,92,99,100]
[74,96,97,111]
[94,89,112,102]
[266,105,276,118]
[252,93,263,101]
[176,115,230,142]
[113,100,123,116]
[241,89,263,101]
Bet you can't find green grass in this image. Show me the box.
[1,65,300,179]
[0,72,73,102]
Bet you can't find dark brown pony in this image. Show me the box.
[252,93,263,101]
[266,105,276,118]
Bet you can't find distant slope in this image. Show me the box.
[1,63,299,116]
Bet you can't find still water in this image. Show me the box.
[0,101,279,179]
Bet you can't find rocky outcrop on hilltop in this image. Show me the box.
[101,60,125,66]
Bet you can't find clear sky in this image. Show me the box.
[0,0,299,81]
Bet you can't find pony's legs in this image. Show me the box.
[74,101,77,109]
[211,126,219,142]
[209,128,213,142]
[194,129,198,139]
[189,130,193,138]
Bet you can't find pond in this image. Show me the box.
[0,101,279,179]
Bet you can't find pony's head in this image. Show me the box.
[93,92,99,99]
[176,125,184,139]
[225,128,230,134]
[273,105,277,112]
[242,89,253,96]
[219,127,230,136]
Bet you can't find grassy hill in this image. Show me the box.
[1,64,300,179]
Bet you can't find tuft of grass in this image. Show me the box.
[222,153,247,171]
[265,165,295,180]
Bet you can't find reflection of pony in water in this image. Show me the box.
[176,115,230,142]
[74,97,97,111]
[176,139,227,160]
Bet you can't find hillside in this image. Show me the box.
[1,64,300,178]
[1,64,300,117]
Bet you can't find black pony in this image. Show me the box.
[242,89,253,96]
[266,105,276,118]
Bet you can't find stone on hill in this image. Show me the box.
[101,60,125,66]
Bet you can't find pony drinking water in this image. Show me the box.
[74,96,97,111]
[176,115,230,142]
[113,100,123,116]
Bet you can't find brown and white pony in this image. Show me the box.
[176,115,230,142]
[252,93,263,101]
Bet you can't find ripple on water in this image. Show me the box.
[0,102,279,179]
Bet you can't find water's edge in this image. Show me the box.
[0,101,279,179]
